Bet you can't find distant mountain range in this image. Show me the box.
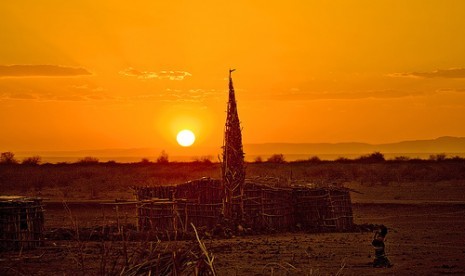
[14,136,465,162]
[244,136,465,155]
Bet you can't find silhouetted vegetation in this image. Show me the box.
[253,156,263,163]
[355,152,385,163]
[140,157,151,164]
[1,152,465,199]
[394,156,410,161]
[77,156,100,165]
[335,157,351,163]
[267,154,286,163]
[192,155,214,164]
[0,152,18,164]
[156,150,169,164]
[22,155,42,165]
[429,153,447,161]
[307,156,322,163]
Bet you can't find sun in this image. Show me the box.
[176,129,196,147]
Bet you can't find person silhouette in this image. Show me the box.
[372,225,392,268]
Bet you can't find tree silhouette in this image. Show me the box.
[77,156,99,164]
[22,155,42,165]
[357,152,385,163]
[0,152,18,164]
[267,154,286,163]
[156,150,169,164]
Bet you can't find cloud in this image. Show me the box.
[128,88,222,103]
[69,84,105,92]
[389,68,465,79]
[435,88,465,94]
[0,91,116,102]
[271,89,417,101]
[158,70,192,80]
[3,93,38,100]
[119,68,192,80]
[0,65,92,78]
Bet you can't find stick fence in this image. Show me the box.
[134,177,353,235]
[0,196,44,251]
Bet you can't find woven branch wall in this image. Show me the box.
[0,197,44,251]
[134,178,353,234]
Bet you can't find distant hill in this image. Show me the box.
[244,136,465,155]
[14,136,465,163]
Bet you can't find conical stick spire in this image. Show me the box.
[222,69,245,222]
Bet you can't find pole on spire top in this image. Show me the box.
[229,69,236,79]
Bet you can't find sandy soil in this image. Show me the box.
[2,203,465,275]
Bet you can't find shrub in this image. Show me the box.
[357,152,385,163]
[193,156,213,164]
[394,156,410,161]
[254,156,263,163]
[448,156,465,161]
[22,155,42,165]
[77,156,99,164]
[156,150,169,164]
[140,158,151,164]
[335,157,351,163]
[0,152,18,164]
[307,156,321,163]
[267,154,286,163]
[429,153,447,161]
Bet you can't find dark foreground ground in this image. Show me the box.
[1,203,464,275]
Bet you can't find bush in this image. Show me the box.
[77,156,99,164]
[267,154,286,163]
[140,158,151,164]
[335,157,351,163]
[307,156,321,163]
[357,152,385,163]
[156,150,169,164]
[0,152,18,164]
[22,155,42,165]
[429,153,447,161]
[193,156,213,164]
[393,156,410,161]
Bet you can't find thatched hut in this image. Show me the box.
[0,196,44,251]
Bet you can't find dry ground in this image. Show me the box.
[2,203,465,275]
[2,163,465,275]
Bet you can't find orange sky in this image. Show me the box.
[1,1,465,156]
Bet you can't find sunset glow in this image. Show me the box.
[1,1,465,159]
[176,130,195,147]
